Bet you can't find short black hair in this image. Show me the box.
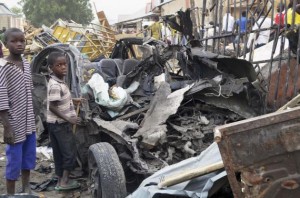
[277,3,285,12]
[47,51,66,68]
[242,11,246,17]
[153,15,159,22]
[3,28,23,44]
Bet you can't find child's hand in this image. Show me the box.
[68,116,78,125]
[72,98,85,106]
[3,124,15,145]
[76,117,82,125]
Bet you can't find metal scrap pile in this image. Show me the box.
[3,11,115,61]
[79,41,265,174]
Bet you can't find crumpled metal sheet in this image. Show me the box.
[190,47,258,83]
[93,118,138,139]
[133,82,192,147]
[196,95,258,119]
[92,118,157,172]
[126,143,226,198]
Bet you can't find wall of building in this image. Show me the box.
[0,16,10,29]
[161,0,216,25]
[160,0,190,16]
[0,15,24,30]
[195,0,215,26]
[11,17,24,31]
[159,0,216,33]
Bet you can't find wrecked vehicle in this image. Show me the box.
[31,36,265,197]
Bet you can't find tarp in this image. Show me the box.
[127,143,225,198]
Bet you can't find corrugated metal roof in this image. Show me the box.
[0,3,16,16]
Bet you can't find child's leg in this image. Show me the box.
[21,132,36,193]
[48,123,64,183]
[55,123,76,186]
[6,142,23,194]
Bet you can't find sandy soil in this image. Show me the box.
[0,125,90,198]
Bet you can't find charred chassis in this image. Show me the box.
[31,38,264,197]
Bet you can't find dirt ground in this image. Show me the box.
[0,125,90,198]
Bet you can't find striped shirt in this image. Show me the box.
[47,75,76,123]
[0,58,35,143]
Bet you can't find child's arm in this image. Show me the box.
[0,68,15,144]
[49,101,77,125]
[0,110,15,144]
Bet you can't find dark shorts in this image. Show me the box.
[47,122,76,177]
[6,132,36,180]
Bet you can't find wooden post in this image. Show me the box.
[158,161,224,189]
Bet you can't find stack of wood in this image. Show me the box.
[24,21,44,58]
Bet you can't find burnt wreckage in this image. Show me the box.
[29,7,264,198]
[31,36,265,195]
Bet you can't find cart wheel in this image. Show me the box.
[88,142,127,198]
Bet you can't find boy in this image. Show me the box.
[150,15,161,40]
[0,28,36,195]
[46,51,80,190]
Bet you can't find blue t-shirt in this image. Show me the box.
[236,17,247,33]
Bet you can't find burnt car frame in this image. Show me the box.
[31,37,264,198]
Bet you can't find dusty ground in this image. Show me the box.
[0,125,90,198]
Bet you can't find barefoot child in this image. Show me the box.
[0,28,36,195]
[46,51,81,190]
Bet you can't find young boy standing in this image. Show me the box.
[46,51,80,190]
[0,28,36,195]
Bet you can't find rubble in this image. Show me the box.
[21,0,300,197]
[127,142,227,198]
[2,12,116,62]
[31,33,265,195]
[132,83,192,148]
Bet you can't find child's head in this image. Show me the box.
[48,51,68,78]
[242,11,246,17]
[4,28,25,55]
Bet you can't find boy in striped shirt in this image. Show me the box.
[0,28,36,195]
[46,51,81,190]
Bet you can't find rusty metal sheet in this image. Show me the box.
[214,106,300,198]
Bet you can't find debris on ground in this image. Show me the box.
[36,146,53,161]
[30,178,57,192]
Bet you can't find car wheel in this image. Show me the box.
[88,142,127,198]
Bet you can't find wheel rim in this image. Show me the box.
[89,151,102,198]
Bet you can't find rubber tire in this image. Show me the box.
[88,142,127,198]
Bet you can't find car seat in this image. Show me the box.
[122,59,140,75]
[97,59,119,86]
